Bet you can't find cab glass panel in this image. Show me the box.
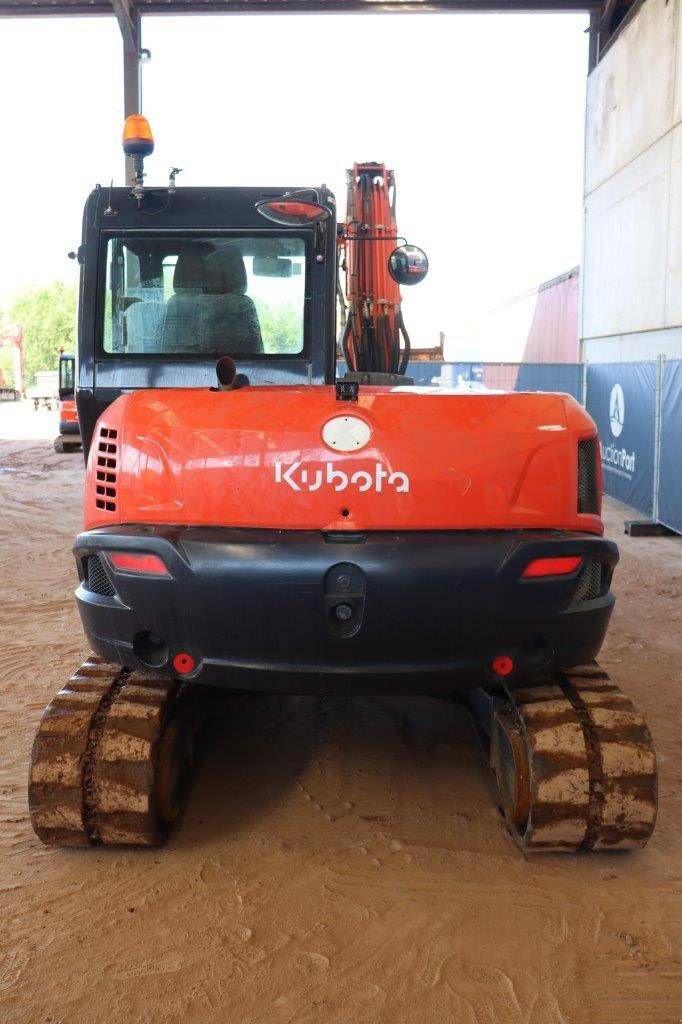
[102,235,306,358]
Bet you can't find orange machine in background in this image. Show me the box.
[0,323,24,399]
[53,352,81,453]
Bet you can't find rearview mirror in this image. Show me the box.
[253,256,293,278]
[388,244,429,286]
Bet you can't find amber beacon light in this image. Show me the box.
[122,114,155,200]
[122,114,155,157]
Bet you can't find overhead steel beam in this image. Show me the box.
[587,9,599,70]
[0,0,603,16]
[112,0,138,49]
[112,0,144,184]
[599,0,618,24]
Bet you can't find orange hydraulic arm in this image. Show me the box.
[338,162,412,376]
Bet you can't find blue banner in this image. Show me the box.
[658,360,682,533]
[585,362,656,516]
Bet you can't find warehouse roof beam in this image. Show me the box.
[0,0,602,15]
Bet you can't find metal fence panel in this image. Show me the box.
[585,362,657,516]
[422,362,583,398]
[338,361,584,399]
[658,359,682,533]
[514,363,583,399]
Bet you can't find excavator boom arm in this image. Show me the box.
[339,162,411,375]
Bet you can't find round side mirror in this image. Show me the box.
[388,245,429,286]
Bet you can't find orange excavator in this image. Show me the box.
[28,117,657,854]
[0,323,24,401]
[53,352,82,453]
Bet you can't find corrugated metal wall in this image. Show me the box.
[522,268,580,363]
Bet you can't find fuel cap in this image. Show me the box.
[322,415,371,452]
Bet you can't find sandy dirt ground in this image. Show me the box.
[2,408,682,1024]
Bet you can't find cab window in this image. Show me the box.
[102,236,306,356]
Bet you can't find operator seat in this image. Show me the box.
[162,245,263,354]
[202,246,263,354]
[161,246,208,353]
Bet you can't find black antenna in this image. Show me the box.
[103,179,117,218]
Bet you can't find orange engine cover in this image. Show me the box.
[59,398,78,425]
[84,386,603,535]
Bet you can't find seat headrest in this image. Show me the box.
[172,244,248,295]
[173,246,209,291]
[204,247,248,295]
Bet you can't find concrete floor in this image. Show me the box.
[2,420,682,1024]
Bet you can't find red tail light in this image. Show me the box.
[522,556,582,579]
[107,552,169,576]
[255,198,330,226]
[491,655,515,678]
[172,652,196,675]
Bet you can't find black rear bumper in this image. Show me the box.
[74,526,618,694]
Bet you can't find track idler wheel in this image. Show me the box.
[489,665,658,853]
[29,656,204,848]
[154,714,195,826]
[490,707,531,830]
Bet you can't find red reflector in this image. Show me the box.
[522,556,583,579]
[491,655,515,678]
[108,552,169,575]
[172,652,196,675]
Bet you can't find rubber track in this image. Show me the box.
[497,664,657,852]
[29,656,183,847]
[561,665,657,850]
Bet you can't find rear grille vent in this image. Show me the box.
[95,426,118,513]
[85,554,116,597]
[578,437,599,515]
[573,560,604,604]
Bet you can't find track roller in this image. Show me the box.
[488,664,657,852]
[29,655,204,848]
[53,435,82,454]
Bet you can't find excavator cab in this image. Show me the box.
[58,351,75,402]
[75,182,338,454]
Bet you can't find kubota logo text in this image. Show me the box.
[275,461,410,493]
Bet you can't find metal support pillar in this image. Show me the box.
[587,10,600,72]
[113,0,143,185]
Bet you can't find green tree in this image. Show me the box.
[253,300,303,354]
[9,282,77,388]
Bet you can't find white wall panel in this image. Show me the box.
[585,0,677,196]
[583,133,671,338]
[582,0,682,355]
[584,327,682,362]
[666,123,682,323]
